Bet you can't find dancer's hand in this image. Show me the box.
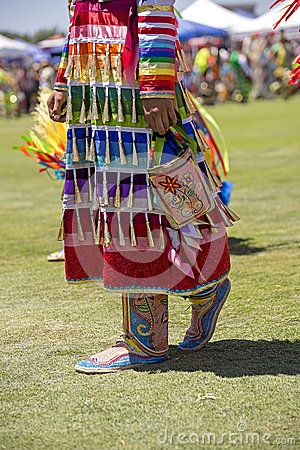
[48,90,68,122]
[142,98,177,135]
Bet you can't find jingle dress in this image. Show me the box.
[55,0,238,295]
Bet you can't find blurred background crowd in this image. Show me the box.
[185,31,299,104]
[0,60,56,117]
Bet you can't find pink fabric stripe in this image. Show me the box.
[70,24,128,40]
[122,1,139,83]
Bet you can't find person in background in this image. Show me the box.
[247,33,267,99]
[39,62,56,91]
[230,45,252,103]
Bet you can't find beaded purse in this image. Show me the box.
[148,125,214,230]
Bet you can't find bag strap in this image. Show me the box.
[153,114,198,165]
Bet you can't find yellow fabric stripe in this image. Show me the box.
[139,68,175,76]
[139,62,175,70]
[138,5,173,13]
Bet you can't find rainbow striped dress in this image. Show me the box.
[54,0,237,294]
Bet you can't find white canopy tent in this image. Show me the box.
[0,34,30,58]
[0,34,49,61]
[232,5,300,33]
[39,37,66,50]
[181,0,253,32]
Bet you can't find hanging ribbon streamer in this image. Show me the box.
[188,92,229,176]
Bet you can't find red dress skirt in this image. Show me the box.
[59,0,235,295]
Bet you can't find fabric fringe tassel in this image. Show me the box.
[185,87,196,114]
[85,54,91,77]
[85,128,90,160]
[196,224,204,239]
[127,173,134,208]
[104,212,112,247]
[75,51,81,80]
[191,121,206,152]
[76,209,85,241]
[102,171,110,206]
[145,214,155,248]
[93,183,100,210]
[218,205,234,228]
[105,128,111,164]
[146,132,152,168]
[65,54,74,78]
[159,215,165,250]
[130,213,137,247]
[202,162,219,193]
[177,47,190,73]
[118,131,127,165]
[116,43,122,83]
[117,87,124,123]
[199,166,214,198]
[197,128,210,150]
[206,214,218,234]
[180,48,190,73]
[114,172,121,208]
[89,130,96,162]
[73,169,82,204]
[95,210,102,245]
[176,47,186,72]
[146,178,153,211]
[92,86,99,121]
[88,167,93,203]
[57,211,65,241]
[67,91,73,122]
[117,212,125,246]
[86,106,91,122]
[223,204,240,222]
[72,129,80,162]
[79,85,86,124]
[179,80,195,114]
[132,132,138,166]
[131,88,137,123]
[90,43,97,81]
[89,209,97,242]
[102,86,110,123]
[206,164,222,192]
[103,43,110,83]
[212,171,223,189]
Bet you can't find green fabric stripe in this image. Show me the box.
[69,83,189,126]
[139,57,174,64]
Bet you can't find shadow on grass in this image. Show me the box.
[229,237,265,255]
[135,339,300,377]
[228,237,297,256]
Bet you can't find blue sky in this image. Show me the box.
[0,0,69,34]
[0,0,193,35]
[0,0,206,35]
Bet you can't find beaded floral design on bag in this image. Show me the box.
[149,147,214,230]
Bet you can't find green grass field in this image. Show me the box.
[0,97,299,450]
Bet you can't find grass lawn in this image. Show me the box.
[0,97,299,450]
